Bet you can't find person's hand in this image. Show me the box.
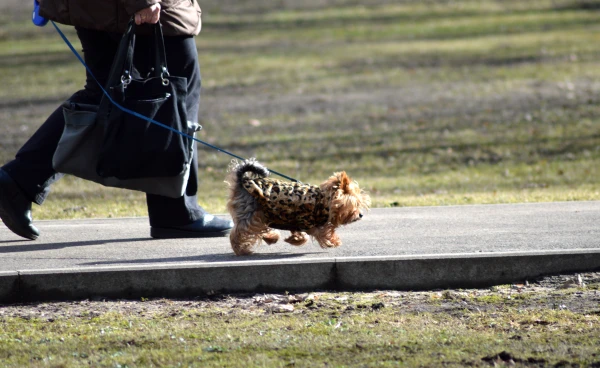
[135,4,161,25]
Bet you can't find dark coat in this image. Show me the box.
[39,0,202,36]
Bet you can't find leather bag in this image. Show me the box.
[52,19,199,198]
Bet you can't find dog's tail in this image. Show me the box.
[230,158,270,183]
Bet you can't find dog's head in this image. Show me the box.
[320,171,371,226]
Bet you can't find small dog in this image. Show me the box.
[225,159,370,256]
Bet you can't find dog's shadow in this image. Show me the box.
[0,235,326,267]
[77,251,324,267]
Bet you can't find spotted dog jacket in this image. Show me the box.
[241,177,331,231]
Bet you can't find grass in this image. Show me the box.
[1,2,600,365]
[1,277,599,367]
[1,0,599,219]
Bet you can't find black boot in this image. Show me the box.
[0,169,40,240]
[150,212,233,239]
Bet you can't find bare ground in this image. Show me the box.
[1,272,598,319]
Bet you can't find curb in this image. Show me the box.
[1,249,599,303]
[0,271,19,302]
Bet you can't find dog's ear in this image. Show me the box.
[339,171,351,194]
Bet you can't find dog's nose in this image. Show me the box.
[359,212,363,218]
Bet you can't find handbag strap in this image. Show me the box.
[153,22,171,86]
[108,18,171,88]
[104,19,136,89]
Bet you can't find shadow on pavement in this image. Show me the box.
[0,238,150,253]
[77,252,322,267]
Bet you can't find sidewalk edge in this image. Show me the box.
[2,250,599,303]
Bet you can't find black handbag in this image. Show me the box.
[52,19,199,198]
[96,20,190,180]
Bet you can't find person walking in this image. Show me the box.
[0,0,233,240]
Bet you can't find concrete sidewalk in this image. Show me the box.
[1,201,599,302]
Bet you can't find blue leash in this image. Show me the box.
[50,21,299,183]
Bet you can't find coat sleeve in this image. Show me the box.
[121,0,162,16]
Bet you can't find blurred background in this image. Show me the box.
[0,0,599,219]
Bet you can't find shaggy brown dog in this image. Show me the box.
[226,159,370,255]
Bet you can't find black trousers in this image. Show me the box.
[1,27,204,227]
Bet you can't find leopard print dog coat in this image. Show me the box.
[241,177,331,231]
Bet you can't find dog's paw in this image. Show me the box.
[262,230,280,245]
[317,235,342,248]
[232,245,254,256]
[284,232,308,246]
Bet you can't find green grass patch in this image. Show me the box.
[1,282,599,367]
[1,4,599,366]
[0,0,599,219]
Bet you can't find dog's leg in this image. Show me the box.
[230,224,260,256]
[261,229,280,245]
[284,231,308,246]
[230,213,268,256]
[308,225,341,248]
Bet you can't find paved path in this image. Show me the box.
[1,201,599,302]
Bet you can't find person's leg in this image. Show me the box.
[3,28,119,199]
[141,35,232,237]
[2,106,66,206]
[0,28,118,240]
[1,29,231,240]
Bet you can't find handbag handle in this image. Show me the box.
[105,18,170,90]
[153,23,171,86]
[104,19,135,90]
